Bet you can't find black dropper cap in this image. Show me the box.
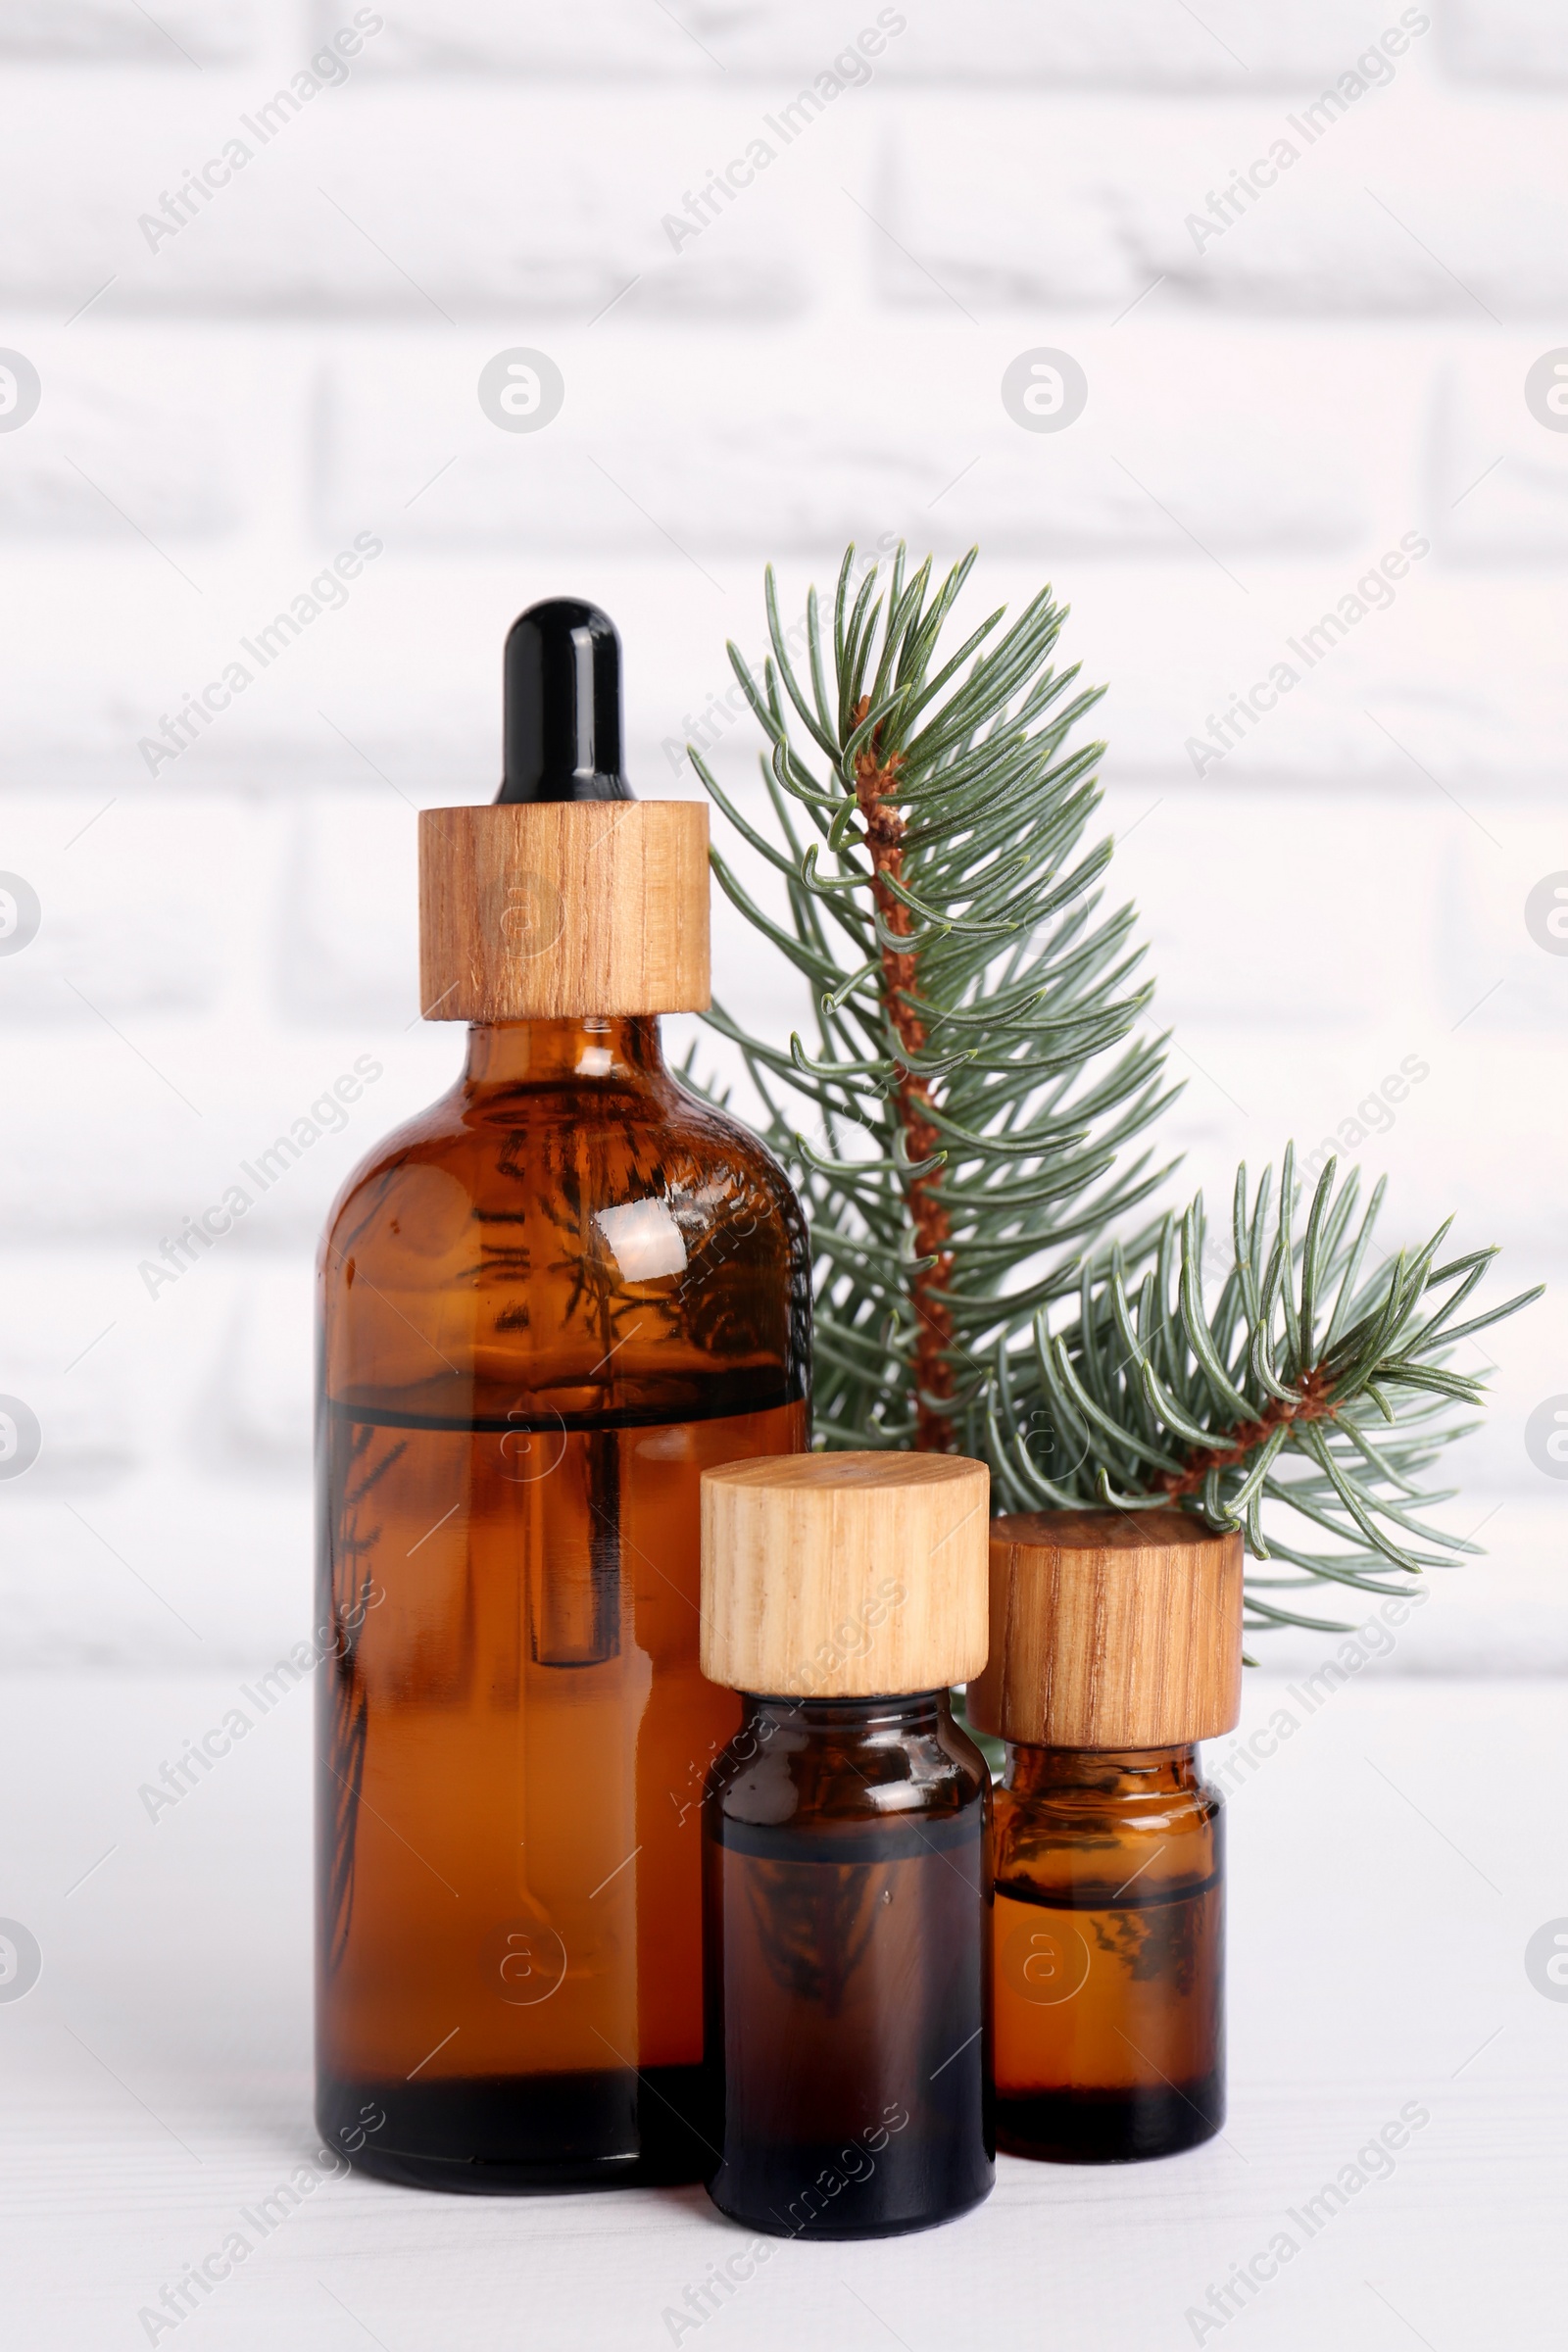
[497,598,634,804]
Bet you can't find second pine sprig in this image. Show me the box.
[996,1148,1540,1632]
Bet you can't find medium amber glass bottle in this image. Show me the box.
[699,1454,995,2237]
[969,1507,1243,2164]
[316,602,809,2191]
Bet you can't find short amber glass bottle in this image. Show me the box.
[969,1507,1243,2165]
[315,603,810,2192]
[699,1454,995,2237]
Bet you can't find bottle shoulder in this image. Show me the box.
[322,1070,802,1250]
[663,1072,806,1197]
[708,1707,991,1836]
[318,1068,810,1424]
[318,1085,469,1264]
[993,1771,1220,1900]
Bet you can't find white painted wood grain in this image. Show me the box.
[1,1672,1562,2349]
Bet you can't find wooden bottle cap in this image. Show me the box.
[417,801,710,1020]
[967,1507,1244,1750]
[700,1452,991,1698]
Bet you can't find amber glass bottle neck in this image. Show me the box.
[1004,1742,1199,1799]
[462,1015,666,1089]
[744,1691,949,1741]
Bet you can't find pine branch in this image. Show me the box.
[693,542,1179,1450]
[693,544,1541,1635]
[1002,1148,1542,1630]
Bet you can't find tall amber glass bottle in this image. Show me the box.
[969,1508,1243,2164]
[316,602,810,2191]
[700,1455,995,2237]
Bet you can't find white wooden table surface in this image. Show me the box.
[3,1670,1563,2351]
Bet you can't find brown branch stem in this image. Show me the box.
[1156,1364,1338,1498]
[853,696,955,1450]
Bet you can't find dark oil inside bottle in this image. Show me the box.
[318,1398,805,2186]
[703,1693,994,2238]
[992,1744,1223,2163]
[316,1014,809,2190]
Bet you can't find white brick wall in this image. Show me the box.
[0,3,1562,1673]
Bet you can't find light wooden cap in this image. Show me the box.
[700,1452,990,1697]
[417,801,710,1020]
[967,1507,1244,1749]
